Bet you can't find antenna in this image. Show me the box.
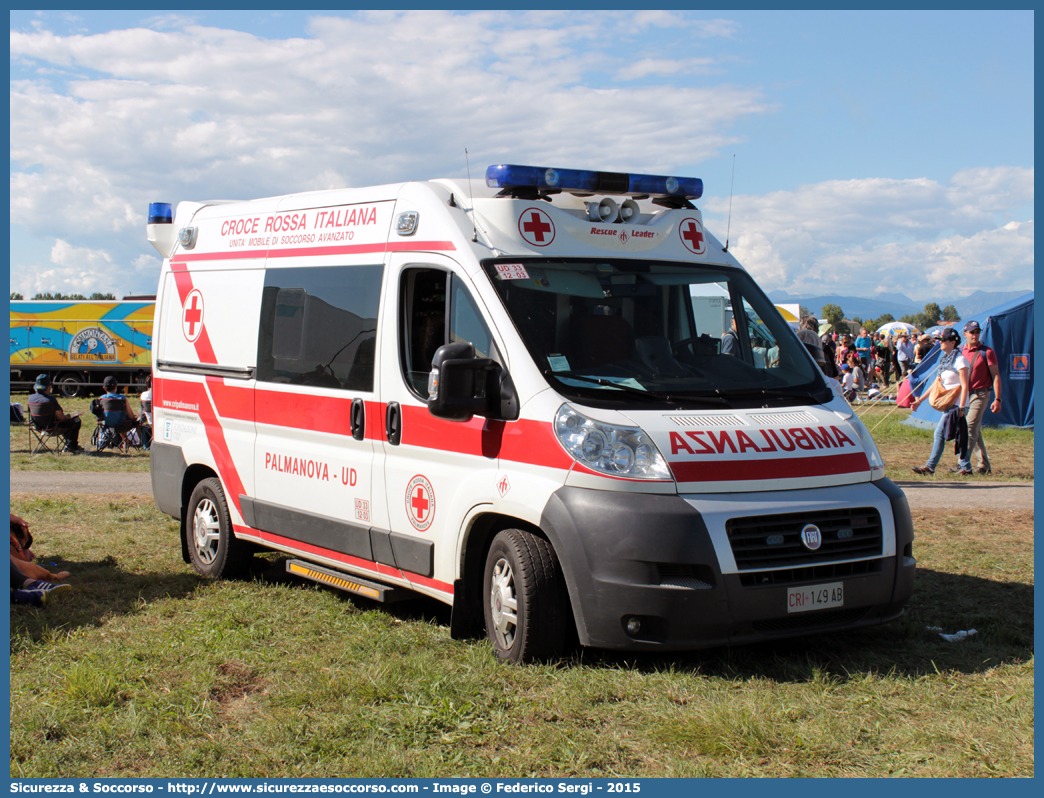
[465,148,478,242]
[722,154,735,253]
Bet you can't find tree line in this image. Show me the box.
[10,292,116,300]
[816,302,960,335]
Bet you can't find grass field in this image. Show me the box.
[9,495,1034,778]
[9,393,1034,777]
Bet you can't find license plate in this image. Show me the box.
[787,582,844,613]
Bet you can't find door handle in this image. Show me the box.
[385,402,401,446]
[350,398,365,441]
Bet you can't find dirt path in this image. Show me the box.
[9,472,1033,511]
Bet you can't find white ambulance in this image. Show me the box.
[146,163,915,662]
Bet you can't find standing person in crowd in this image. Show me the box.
[954,320,1001,475]
[837,334,857,366]
[896,332,914,377]
[28,374,84,454]
[872,334,891,388]
[819,330,838,379]
[910,328,970,475]
[840,353,867,401]
[915,334,934,365]
[795,315,826,369]
[720,317,740,356]
[855,328,872,368]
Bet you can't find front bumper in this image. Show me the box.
[539,478,915,650]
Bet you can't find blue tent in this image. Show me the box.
[904,292,1033,429]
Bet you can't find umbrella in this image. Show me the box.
[876,321,917,336]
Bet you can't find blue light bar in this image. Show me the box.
[148,202,173,224]
[486,164,702,200]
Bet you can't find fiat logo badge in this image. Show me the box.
[800,524,822,551]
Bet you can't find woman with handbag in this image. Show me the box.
[910,328,970,475]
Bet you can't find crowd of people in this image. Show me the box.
[23,373,153,455]
[813,317,1002,479]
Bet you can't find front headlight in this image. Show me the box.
[554,405,672,480]
[845,412,886,480]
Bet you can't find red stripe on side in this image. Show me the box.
[670,452,870,483]
[171,249,268,263]
[253,389,354,436]
[365,400,387,442]
[169,240,456,264]
[400,406,573,469]
[207,379,254,422]
[255,527,454,595]
[499,417,575,470]
[385,241,456,252]
[157,377,250,516]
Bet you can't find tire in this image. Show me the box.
[57,373,82,398]
[482,528,573,664]
[186,478,251,578]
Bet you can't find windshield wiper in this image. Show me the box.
[715,386,822,402]
[546,370,671,401]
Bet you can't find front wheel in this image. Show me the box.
[482,528,573,663]
[186,478,251,578]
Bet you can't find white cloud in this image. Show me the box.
[615,57,718,81]
[8,12,1033,301]
[11,11,770,297]
[703,168,1034,299]
[10,239,161,299]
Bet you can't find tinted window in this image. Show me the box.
[257,264,382,391]
[400,268,496,396]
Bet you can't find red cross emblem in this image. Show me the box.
[183,289,205,343]
[518,208,555,247]
[405,475,435,531]
[678,218,706,254]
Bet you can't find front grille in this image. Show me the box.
[752,607,868,633]
[738,558,882,587]
[727,507,883,570]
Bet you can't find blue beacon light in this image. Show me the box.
[486,164,702,200]
[148,202,173,224]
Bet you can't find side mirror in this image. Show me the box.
[427,342,519,422]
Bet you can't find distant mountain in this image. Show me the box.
[953,290,1032,319]
[768,291,920,320]
[769,289,1032,322]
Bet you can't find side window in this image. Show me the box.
[257,264,383,391]
[400,267,496,396]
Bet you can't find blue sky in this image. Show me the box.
[9,9,1034,302]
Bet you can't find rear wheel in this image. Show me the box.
[186,478,251,578]
[482,528,573,663]
[57,372,83,398]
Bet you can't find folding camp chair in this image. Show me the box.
[91,395,141,453]
[28,403,71,455]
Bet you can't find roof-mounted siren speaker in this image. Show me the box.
[147,202,178,258]
[618,198,640,224]
[586,197,620,224]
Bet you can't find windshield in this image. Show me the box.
[481,258,828,408]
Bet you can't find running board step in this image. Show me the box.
[286,560,407,603]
